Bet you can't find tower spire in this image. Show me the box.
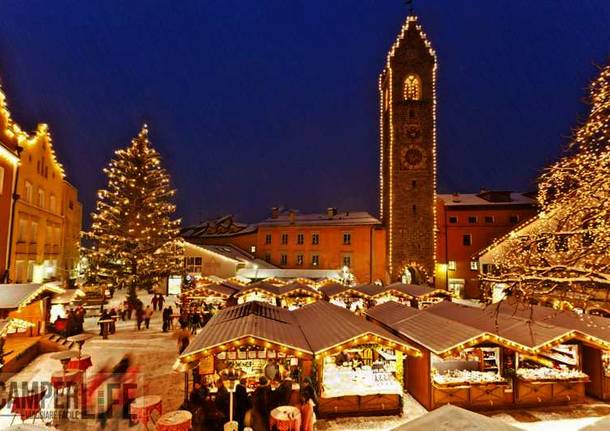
[406,0,414,15]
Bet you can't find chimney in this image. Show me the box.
[327,207,337,218]
[451,193,461,203]
[289,210,296,225]
[271,207,280,219]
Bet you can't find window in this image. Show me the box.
[342,255,352,268]
[448,216,458,224]
[281,233,288,245]
[265,234,272,245]
[403,74,422,101]
[45,225,51,244]
[250,245,256,253]
[482,264,491,274]
[412,180,417,189]
[470,261,479,271]
[0,166,4,195]
[31,222,38,243]
[312,233,320,245]
[296,254,304,266]
[297,233,304,245]
[343,232,352,245]
[69,200,74,210]
[448,261,456,271]
[38,188,45,208]
[311,254,319,267]
[49,195,56,213]
[509,215,520,224]
[280,254,288,265]
[484,216,494,224]
[18,219,27,242]
[463,234,472,246]
[468,216,477,224]
[412,205,417,215]
[264,254,271,263]
[24,181,33,203]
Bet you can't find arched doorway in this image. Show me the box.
[399,263,428,285]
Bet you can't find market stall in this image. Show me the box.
[234,282,279,306]
[179,301,313,400]
[181,281,238,312]
[277,282,323,310]
[383,283,451,309]
[294,301,421,417]
[320,283,371,313]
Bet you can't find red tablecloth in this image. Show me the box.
[51,370,83,389]
[269,406,301,431]
[11,388,47,420]
[68,354,93,371]
[155,410,192,431]
[130,395,162,427]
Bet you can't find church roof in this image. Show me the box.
[259,210,381,227]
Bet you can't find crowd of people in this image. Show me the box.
[187,372,316,431]
[55,306,86,337]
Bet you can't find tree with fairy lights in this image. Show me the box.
[84,125,183,305]
[482,63,610,307]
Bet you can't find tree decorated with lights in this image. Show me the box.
[84,125,182,305]
[482,63,610,307]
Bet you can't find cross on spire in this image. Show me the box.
[406,0,414,15]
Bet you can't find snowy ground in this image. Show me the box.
[1,290,609,430]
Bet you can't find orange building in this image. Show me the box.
[0,84,24,282]
[183,208,387,283]
[0,74,82,284]
[434,191,537,298]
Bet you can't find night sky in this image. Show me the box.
[1,1,608,227]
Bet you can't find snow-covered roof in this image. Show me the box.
[437,192,536,207]
[237,268,342,281]
[259,210,381,227]
[0,283,65,309]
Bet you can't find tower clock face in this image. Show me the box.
[401,145,426,170]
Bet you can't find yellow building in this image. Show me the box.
[8,123,81,284]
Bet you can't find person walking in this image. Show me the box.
[144,305,153,329]
[135,306,144,331]
[157,294,165,312]
[108,308,117,334]
[251,377,271,431]
[162,307,170,332]
[234,378,251,431]
[151,294,158,311]
[299,385,316,431]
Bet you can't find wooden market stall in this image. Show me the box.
[179,301,313,397]
[380,283,451,309]
[234,281,280,306]
[367,300,598,410]
[181,281,240,311]
[276,282,323,310]
[320,282,371,313]
[293,301,421,417]
[178,300,421,419]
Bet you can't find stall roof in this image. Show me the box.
[182,302,311,359]
[277,282,322,298]
[393,311,487,355]
[385,283,451,299]
[425,301,575,350]
[184,283,237,298]
[319,282,348,298]
[353,283,386,297]
[293,301,421,356]
[0,283,65,309]
[235,281,280,297]
[51,288,86,304]
[365,301,420,327]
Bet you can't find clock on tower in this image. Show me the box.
[379,15,437,282]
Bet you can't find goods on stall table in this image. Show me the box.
[432,370,506,385]
[322,363,401,398]
[516,367,588,381]
[602,351,610,377]
[269,406,301,431]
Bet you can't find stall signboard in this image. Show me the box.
[167,275,182,295]
[200,355,215,375]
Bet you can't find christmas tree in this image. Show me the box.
[482,63,610,307]
[84,125,183,305]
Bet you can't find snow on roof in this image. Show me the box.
[437,192,536,207]
[259,210,381,227]
[0,283,65,309]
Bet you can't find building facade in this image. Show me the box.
[435,191,537,298]
[0,86,21,281]
[183,209,387,283]
[380,15,437,282]
[0,78,82,284]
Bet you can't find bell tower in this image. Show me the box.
[380,15,437,281]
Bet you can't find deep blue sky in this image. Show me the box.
[1,1,608,227]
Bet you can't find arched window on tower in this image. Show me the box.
[403,74,421,101]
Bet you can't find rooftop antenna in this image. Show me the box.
[406,0,414,15]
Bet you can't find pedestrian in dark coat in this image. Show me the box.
[151,294,159,311]
[157,294,165,311]
[135,307,144,330]
[234,378,251,430]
